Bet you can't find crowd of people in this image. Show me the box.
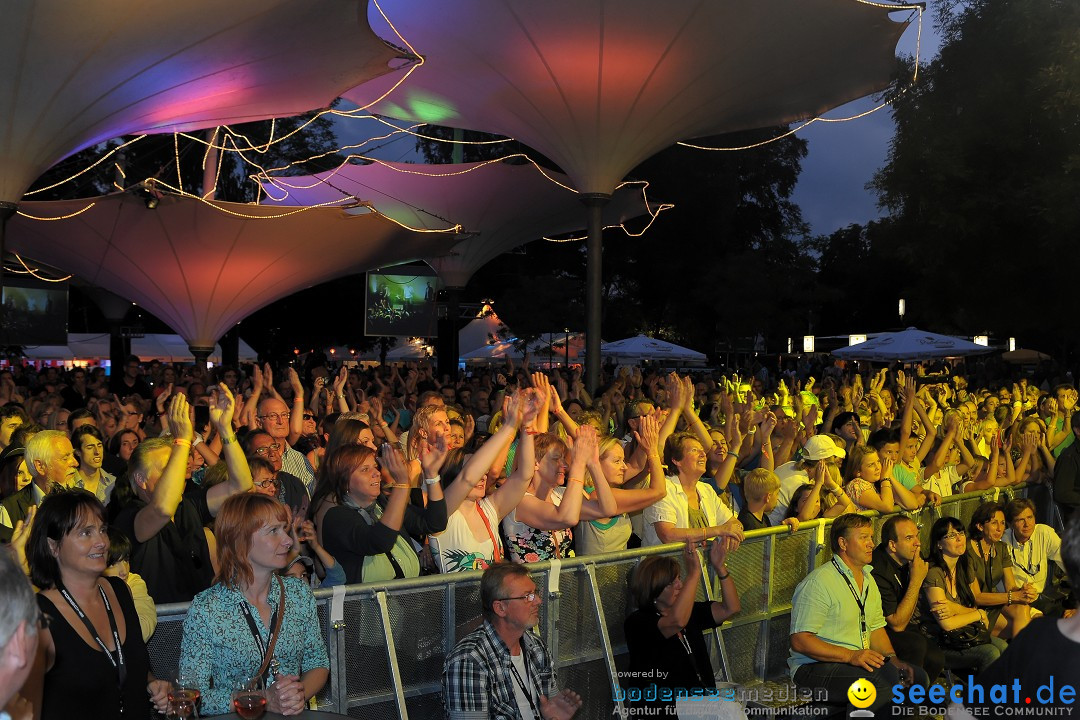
[0,354,1078,719]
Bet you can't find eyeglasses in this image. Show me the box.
[259,412,291,423]
[943,531,967,541]
[254,443,282,455]
[254,478,278,490]
[496,592,539,603]
[302,414,314,421]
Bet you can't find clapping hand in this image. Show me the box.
[538,689,583,720]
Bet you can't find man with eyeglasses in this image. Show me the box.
[444,562,582,719]
[871,516,944,683]
[0,550,39,720]
[242,431,309,517]
[1003,498,1074,617]
[256,369,315,491]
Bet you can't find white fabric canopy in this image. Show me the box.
[22,333,257,363]
[831,328,992,362]
[259,160,657,286]
[9,193,454,349]
[349,0,914,195]
[599,335,706,363]
[1,0,400,204]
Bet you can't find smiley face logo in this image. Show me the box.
[847,678,876,709]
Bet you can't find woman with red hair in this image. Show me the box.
[179,493,328,716]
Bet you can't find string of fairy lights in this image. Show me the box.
[10,0,924,285]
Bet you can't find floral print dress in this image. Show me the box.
[501,488,573,562]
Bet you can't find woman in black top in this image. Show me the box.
[310,441,448,583]
[623,539,741,718]
[28,490,169,720]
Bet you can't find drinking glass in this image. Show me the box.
[231,677,267,720]
[166,672,202,720]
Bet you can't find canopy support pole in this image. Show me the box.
[582,193,609,395]
[437,286,462,380]
[0,203,15,335]
[189,345,213,368]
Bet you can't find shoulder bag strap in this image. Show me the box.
[254,576,287,681]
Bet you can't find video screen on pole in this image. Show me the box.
[0,278,69,346]
[364,269,438,337]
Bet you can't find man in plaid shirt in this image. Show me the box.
[443,563,583,719]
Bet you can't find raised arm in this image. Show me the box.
[656,542,703,638]
[204,384,254,516]
[513,425,595,531]
[547,385,579,438]
[133,394,193,543]
[611,414,669,514]
[243,365,263,429]
[530,372,553,434]
[490,394,538,520]
[287,367,305,445]
[578,429,619,520]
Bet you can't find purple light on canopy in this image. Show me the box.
[0,0,402,205]
[258,160,659,286]
[344,0,917,389]
[8,193,454,351]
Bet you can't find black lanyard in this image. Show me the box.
[1011,541,1040,577]
[59,583,127,704]
[239,596,279,671]
[507,645,541,720]
[832,558,869,648]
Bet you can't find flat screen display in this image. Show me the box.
[364,270,438,337]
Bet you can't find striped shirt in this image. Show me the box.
[281,444,315,491]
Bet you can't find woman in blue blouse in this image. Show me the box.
[179,494,328,715]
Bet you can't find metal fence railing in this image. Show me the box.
[147,485,1032,718]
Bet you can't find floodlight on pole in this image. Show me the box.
[849,334,867,346]
[1009,337,1016,352]
[973,335,989,347]
[899,298,906,323]
[803,336,815,353]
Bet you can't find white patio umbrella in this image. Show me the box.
[831,328,993,362]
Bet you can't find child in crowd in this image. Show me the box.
[738,468,799,533]
[105,528,158,641]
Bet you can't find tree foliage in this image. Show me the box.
[868,0,1080,348]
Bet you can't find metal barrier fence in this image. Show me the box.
[147,486,1027,718]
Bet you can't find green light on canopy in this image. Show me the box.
[380,90,459,124]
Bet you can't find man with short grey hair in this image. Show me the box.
[0,550,39,719]
[0,430,78,536]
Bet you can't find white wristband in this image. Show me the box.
[423,474,441,486]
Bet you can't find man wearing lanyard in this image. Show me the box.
[1004,498,1074,617]
[443,563,583,719]
[789,514,926,712]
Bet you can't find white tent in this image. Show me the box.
[384,340,434,361]
[458,304,513,356]
[460,341,523,363]
[21,333,257,363]
[831,327,991,362]
[598,336,707,365]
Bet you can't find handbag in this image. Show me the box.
[941,619,990,650]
